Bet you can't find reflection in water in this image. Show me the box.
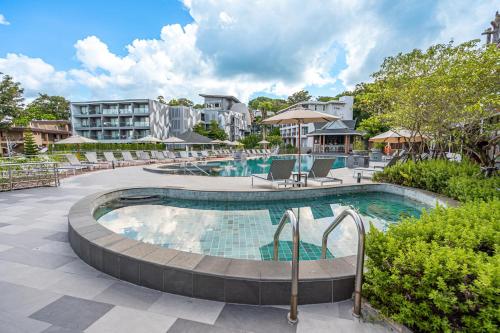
[96,192,428,261]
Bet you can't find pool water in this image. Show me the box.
[95,192,428,261]
[201,155,345,177]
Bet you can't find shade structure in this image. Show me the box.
[261,107,339,181]
[55,135,97,144]
[163,136,185,144]
[258,139,270,144]
[223,140,238,146]
[369,129,425,143]
[177,131,214,145]
[136,135,163,143]
[211,139,224,144]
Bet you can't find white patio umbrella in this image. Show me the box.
[258,139,270,148]
[136,135,163,143]
[55,135,97,144]
[262,107,339,179]
[163,136,185,144]
[369,129,425,143]
[211,139,224,144]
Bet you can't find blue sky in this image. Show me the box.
[0,0,496,103]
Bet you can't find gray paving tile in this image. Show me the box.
[297,315,365,333]
[93,281,162,310]
[337,299,355,320]
[45,274,115,300]
[86,306,176,333]
[168,318,249,333]
[29,295,113,331]
[44,232,69,243]
[0,222,9,228]
[0,281,62,317]
[41,325,83,333]
[214,304,296,333]
[33,241,77,258]
[0,247,76,269]
[0,244,13,252]
[148,293,225,324]
[56,259,101,277]
[0,311,51,333]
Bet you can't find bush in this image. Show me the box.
[364,200,500,332]
[373,159,498,202]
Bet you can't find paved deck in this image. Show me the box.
[0,165,388,333]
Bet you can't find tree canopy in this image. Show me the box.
[168,98,194,107]
[15,94,70,126]
[353,40,499,165]
[287,89,312,105]
[193,120,228,140]
[0,73,24,128]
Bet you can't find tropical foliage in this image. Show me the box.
[373,159,499,202]
[22,130,38,156]
[365,200,499,332]
[352,40,499,165]
[0,73,24,127]
[193,120,228,140]
[15,94,70,125]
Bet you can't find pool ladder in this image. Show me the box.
[273,207,366,325]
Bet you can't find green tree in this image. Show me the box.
[207,120,228,140]
[193,122,208,137]
[357,116,390,139]
[168,98,194,107]
[240,134,260,148]
[317,96,337,102]
[287,90,312,105]
[355,40,499,165]
[0,73,24,128]
[23,130,38,156]
[16,94,70,125]
[193,103,204,109]
[157,95,167,104]
[267,135,283,147]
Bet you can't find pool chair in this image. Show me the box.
[61,154,93,174]
[190,151,204,160]
[307,158,342,186]
[353,150,407,178]
[200,150,212,159]
[121,151,144,165]
[104,152,128,167]
[139,151,155,163]
[85,152,111,169]
[179,151,195,161]
[251,158,301,188]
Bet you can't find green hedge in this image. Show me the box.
[373,159,499,202]
[364,201,500,332]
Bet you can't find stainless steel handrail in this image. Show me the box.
[321,208,365,318]
[273,209,299,325]
[190,162,210,176]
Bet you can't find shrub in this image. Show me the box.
[373,159,498,202]
[364,200,500,332]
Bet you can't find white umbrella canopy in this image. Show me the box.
[136,135,163,143]
[258,139,270,144]
[211,139,224,144]
[261,107,340,180]
[163,136,185,143]
[261,107,339,125]
[55,135,97,144]
[369,129,425,143]
[223,140,236,145]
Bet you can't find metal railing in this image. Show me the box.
[321,208,366,317]
[273,209,299,325]
[0,162,59,191]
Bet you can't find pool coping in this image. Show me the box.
[68,183,457,305]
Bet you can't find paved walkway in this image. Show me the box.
[0,165,388,333]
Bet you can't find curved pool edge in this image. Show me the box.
[68,184,457,305]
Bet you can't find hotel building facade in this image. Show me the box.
[71,95,251,142]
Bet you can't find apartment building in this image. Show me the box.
[199,94,251,141]
[71,95,251,142]
[279,96,355,151]
[0,120,71,156]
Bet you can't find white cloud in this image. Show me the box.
[0,14,9,25]
[0,1,496,101]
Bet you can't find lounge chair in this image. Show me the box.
[121,151,144,165]
[104,152,127,167]
[307,158,342,186]
[61,154,93,173]
[179,151,195,161]
[139,151,154,163]
[353,151,406,178]
[85,152,111,168]
[251,159,301,188]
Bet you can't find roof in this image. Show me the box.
[177,131,214,144]
[199,94,241,103]
[279,99,346,113]
[31,120,71,124]
[71,99,151,105]
[307,119,361,136]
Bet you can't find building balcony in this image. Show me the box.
[133,122,150,127]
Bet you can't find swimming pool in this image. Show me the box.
[190,155,345,177]
[95,191,427,261]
